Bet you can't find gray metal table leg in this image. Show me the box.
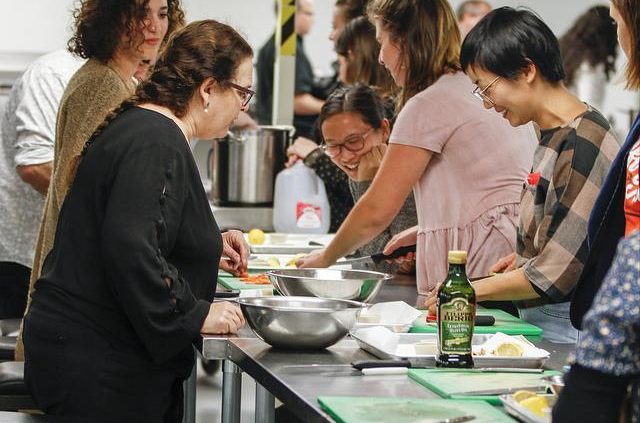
[222,359,242,423]
[255,382,275,423]
[182,361,197,423]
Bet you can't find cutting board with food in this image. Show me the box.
[217,271,275,291]
[410,309,543,340]
[408,369,560,405]
[317,396,517,423]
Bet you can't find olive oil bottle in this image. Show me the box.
[436,250,476,368]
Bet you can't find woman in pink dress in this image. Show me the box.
[298,0,536,295]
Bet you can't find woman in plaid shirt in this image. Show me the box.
[426,7,622,342]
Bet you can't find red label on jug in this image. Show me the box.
[296,202,322,229]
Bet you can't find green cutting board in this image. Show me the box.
[317,396,516,423]
[410,309,543,340]
[217,271,275,291]
[408,369,560,405]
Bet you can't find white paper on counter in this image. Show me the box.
[358,301,422,325]
[353,326,399,353]
[472,332,549,358]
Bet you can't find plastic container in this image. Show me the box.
[273,162,330,234]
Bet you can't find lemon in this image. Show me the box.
[267,257,281,267]
[285,253,306,268]
[495,341,524,357]
[248,229,265,245]
[513,390,537,403]
[519,395,549,417]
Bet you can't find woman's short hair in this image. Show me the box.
[367,0,461,110]
[68,0,185,63]
[318,84,393,144]
[460,7,565,83]
[611,0,640,89]
[335,17,395,96]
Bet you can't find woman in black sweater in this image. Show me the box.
[23,20,251,422]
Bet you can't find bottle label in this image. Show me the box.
[439,298,475,354]
[296,202,322,229]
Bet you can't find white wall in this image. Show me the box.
[0,0,637,132]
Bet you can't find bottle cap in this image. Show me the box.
[448,250,467,264]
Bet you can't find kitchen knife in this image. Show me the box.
[454,385,548,396]
[339,245,417,265]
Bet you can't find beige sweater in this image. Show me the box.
[16,59,134,360]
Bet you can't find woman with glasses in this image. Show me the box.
[22,20,250,422]
[450,7,621,343]
[298,0,536,297]
[315,84,417,273]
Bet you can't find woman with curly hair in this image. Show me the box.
[559,5,618,110]
[23,20,251,422]
[16,0,184,360]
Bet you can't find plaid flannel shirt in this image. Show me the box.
[516,107,621,306]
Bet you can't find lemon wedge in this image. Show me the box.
[267,257,281,267]
[495,341,524,357]
[248,229,266,245]
[519,395,549,417]
[513,390,537,403]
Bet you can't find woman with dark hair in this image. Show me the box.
[334,16,396,100]
[330,0,368,42]
[314,85,416,272]
[455,7,621,342]
[298,0,536,297]
[23,20,251,422]
[559,5,618,110]
[18,0,185,360]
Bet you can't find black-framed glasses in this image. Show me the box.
[228,81,255,108]
[320,128,373,157]
[472,76,500,106]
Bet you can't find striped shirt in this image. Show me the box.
[516,107,621,305]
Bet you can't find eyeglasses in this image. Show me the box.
[321,128,373,157]
[227,81,255,108]
[472,76,500,106]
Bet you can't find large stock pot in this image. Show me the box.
[210,125,294,206]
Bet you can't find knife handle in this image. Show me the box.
[370,245,417,263]
[351,360,411,370]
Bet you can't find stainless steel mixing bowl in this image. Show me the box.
[236,296,365,349]
[266,268,390,302]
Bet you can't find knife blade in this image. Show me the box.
[454,385,548,396]
[340,245,417,265]
[436,416,476,423]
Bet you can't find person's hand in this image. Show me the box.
[383,226,418,264]
[201,301,246,334]
[424,285,440,315]
[219,230,250,276]
[286,137,319,167]
[397,258,416,274]
[296,249,333,268]
[355,144,386,181]
[489,253,517,274]
[232,111,258,130]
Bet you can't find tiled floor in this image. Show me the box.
[195,360,257,423]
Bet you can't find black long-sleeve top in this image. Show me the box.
[32,107,221,376]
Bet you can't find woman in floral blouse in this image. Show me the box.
[553,231,639,422]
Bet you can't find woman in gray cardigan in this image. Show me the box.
[316,84,417,273]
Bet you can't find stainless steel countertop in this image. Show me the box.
[202,275,575,423]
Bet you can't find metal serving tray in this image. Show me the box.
[500,393,555,423]
[351,332,549,369]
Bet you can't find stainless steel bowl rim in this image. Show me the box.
[235,296,365,313]
[266,268,393,281]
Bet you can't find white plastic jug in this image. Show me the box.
[273,162,331,234]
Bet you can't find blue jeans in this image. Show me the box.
[518,301,579,344]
